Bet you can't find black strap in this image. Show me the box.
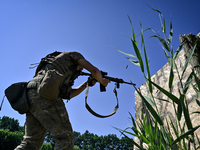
[0,95,5,111]
[85,83,119,118]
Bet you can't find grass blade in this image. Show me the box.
[114,126,146,150]
[131,39,144,73]
[161,126,169,145]
[192,84,200,98]
[134,86,163,126]
[115,47,136,58]
[162,17,166,35]
[192,69,200,91]
[169,116,179,138]
[148,79,179,104]
[163,47,171,64]
[128,112,138,134]
[117,128,146,150]
[183,71,194,94]
[169,63,174,89]
[172,125,200,146]
[195,98,200,107]
[191,96,200,110]
[174,39,185,59]
[144,2,162,15]
[177,95,183,121]
[167,18,173,45]
[180,93,193,130]
[181,36,199,78]
[153,96,171,103]
[151,35,171,52]
[143,95,156,107]
[140,22,152,93]
[127,14,137,47]
[126,58,140,66]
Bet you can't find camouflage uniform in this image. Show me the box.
[15,51,84,150]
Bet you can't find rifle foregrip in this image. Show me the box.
[100,84,106,92]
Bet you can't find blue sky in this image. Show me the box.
[0,0,199,138]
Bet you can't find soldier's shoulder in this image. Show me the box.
[63,51,85,60]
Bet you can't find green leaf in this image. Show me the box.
[126,57,140,66]
[144,2,162,15]
[180,93,193,130]
[127,14,145,74]
[191,96,200,109]
[172,125,200,146]
[162,17,166,35]
[196,134,200,147]
[192,111,200,114]
[192,69,200,91]
[192,84,200,98]
[183,71,193,94]
[140,21,144,50]
[143,95,156,107]
[153,96,171,103]
[174,39,185,59]
[115,47,136,58]
[151,35,171,52]
[169,116,179,138]
[166,120,172,145]
[148,79,179,104]
[183,72,194,94]
[127,14,138,47]
[177,94,183,121]
[138,27,152,39]
[163,47,171,64]
[121,132,146,150]
[128,124,141,137]
[134,86,163,126]
[131,39,144,73]
[161,126,169,145]
[128,112,138,134]
[153,121,158,142]
[169,64,174,89]
[195,98,200,107]
[167,18,173,45]
[140,22,152,93]
[181,36,199,78]
[114,127,146,150]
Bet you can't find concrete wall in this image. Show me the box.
[134,33,200,149]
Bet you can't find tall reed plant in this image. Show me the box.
[115,6,200,150]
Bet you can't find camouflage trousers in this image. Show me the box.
[15,89,74,150]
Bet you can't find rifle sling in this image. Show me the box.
[85,83,119,118]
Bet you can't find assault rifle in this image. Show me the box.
[80,71,135,118]
[80,71,135,91]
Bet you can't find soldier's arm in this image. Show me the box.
[70,78,96,99]
[77,59,110,87]
[70,81,87,99]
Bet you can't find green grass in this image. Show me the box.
[115,5,200,150]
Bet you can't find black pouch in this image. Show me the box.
[4,82,29,114]
[60,82,71,100]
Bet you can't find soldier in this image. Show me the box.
[15,51,110,150]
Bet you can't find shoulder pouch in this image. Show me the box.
[37,70,68,100]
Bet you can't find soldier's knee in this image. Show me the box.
[53,130,74,141]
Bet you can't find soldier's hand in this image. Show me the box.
[88,77,97,87]
[101,78,110,87]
